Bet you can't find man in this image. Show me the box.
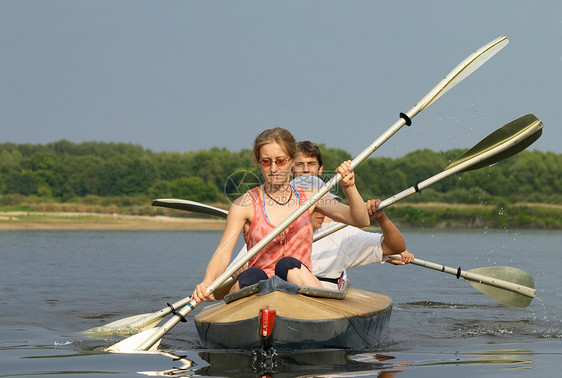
[292,174,413,289]
[292,141,413,289]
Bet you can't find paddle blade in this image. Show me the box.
[84,313,163,337]
[152,198,228,218]
[106,327,162,353]
[446,114,543,172]
[420,36,509,110]
[466,266,535,308]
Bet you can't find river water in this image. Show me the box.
[1,228,561,377]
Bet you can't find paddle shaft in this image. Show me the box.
[388,255,536,298]
[117,36,509,352]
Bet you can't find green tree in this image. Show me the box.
[5,170,39,195]
[1,140,561,207]
[169,177,219,203]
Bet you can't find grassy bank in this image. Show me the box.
[0,195,227,229]
[385,203,562,229]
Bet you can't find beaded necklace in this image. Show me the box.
[264,185,293,206]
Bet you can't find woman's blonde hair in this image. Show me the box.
[252,127,297,162]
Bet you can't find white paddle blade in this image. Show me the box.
[417,36,509,111]
[106,328,163,353]
[466,266,535,308]
[84,314,163,336]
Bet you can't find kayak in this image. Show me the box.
[194,276,392,350]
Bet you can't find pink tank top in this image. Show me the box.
[243,186,313,277]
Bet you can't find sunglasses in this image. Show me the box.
[294,161,319,168]
[259,157,291,167]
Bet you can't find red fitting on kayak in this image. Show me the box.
[260,308,276,337]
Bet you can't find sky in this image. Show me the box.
[1,0,560,159]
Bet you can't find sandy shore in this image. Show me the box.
[0,212,226,230]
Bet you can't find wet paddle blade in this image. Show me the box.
[446,114,543,172]
[466,266,535,308]
[84,313,163,336]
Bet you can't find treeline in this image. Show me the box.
[1,140,561,207]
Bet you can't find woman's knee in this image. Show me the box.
[236,267,268,288]
[275,256,303,281]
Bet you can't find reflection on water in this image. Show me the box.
[134,347,538,377]
[196,349,395,377]
[352,348,534,373]
[456,349,534,368]
[129,349,403,377]
[138,351,196,376]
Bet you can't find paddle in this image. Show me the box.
[387,255,536,308]
[98,113,540,337]
[106,36,508,352]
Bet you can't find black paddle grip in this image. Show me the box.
[400,112,412,126]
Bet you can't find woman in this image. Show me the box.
[191,127,369,303]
